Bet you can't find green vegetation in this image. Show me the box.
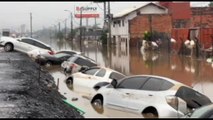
[100,30,108,45]
[209,2,213,7]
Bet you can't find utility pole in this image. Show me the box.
[30,12,32,37]
[80,9,83,52]
[64,19,67,39]
[71,12,73,41]
[103,2,107,30]
[71,12,73,50]
[108,1,111,47]
[94,17,97,41]
[58,22,61,32]
[149,15,152,41]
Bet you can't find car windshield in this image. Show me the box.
[54,53,68,58]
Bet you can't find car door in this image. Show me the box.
[73,68,100,95]
[104,77,147,112]
[14,38,29,52]
[19,38,35,52]
[126,77,172,115]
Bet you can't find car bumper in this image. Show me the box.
[0,41,5,47]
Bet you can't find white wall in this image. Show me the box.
[139,4,168,14]
[111,4,168,48]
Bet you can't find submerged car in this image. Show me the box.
[0,36,54,55]
[90,75,212,118]
[36,53,73,67]
[186,103,213,118]
[65,66,125,97]
[55,50,81,56]
[61,54,97,74]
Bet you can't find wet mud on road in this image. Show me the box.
[0,50,83,118]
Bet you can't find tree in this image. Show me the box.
[100,30,107,45]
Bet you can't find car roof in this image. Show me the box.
[87,66,125,76]
[124,74,188,87]
[56,50,81,55]
[73,54,96,63]
[17,37,51,47]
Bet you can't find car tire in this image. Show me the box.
[4,43,13,52]
[91,98,104,114]
[142,108,158,118]
[64,68,71,74]
[66,77,73,85]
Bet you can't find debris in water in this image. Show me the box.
[71,97,78,101]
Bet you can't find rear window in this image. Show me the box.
[74,57,96,67]
[109,72,125,80]
[84,68,100,75]
[175,86,212,109]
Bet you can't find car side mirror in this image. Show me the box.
[111,79,117,88]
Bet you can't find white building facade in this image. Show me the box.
[111,2,168,49]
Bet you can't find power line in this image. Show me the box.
[96,3,104,11]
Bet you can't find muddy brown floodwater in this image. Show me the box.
[40,37,213,118]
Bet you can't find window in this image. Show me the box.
[83,60,97,67]
[160,81,174,90]
[109,72,125,80]
[122,20,124,27]
[141,77,167,91]
[74,58,97,67]
[118,20,121,27]
[84,68,100,75]
[113,21,116,27]
[34,41,50,50]
[95,69,106,77]
[117,77,148,89]
[21,39,34,45]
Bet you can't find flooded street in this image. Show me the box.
[40,37,213,118]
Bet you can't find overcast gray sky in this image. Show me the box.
[0,1,210,32]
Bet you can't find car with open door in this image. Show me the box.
[90,75,212,118]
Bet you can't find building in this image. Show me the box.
[111,2,168,47]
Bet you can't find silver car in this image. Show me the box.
[61,54,97,74]
[65,66,125,98]
[0,36,53,54]
[90,75,212,118]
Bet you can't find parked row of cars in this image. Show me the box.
[1,36,213,118]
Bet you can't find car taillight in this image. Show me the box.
[166,95,178,110]
[48,51,55,55]
[70,64,74,68]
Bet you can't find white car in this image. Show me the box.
[65,66,125,97]
[0,36,54,56]
[90,75,212,118]
[61,54,97,74]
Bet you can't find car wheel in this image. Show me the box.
[4,43,13,52]
[143,113,158,118]
[66,77,73,85]
[45,61,52,67]
[91,98,104,114]
[64,68,71,74]
[142,108,158,118]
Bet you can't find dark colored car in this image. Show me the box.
[56,50,81,56]
[36,53,73,67]
[186,104,213,118]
